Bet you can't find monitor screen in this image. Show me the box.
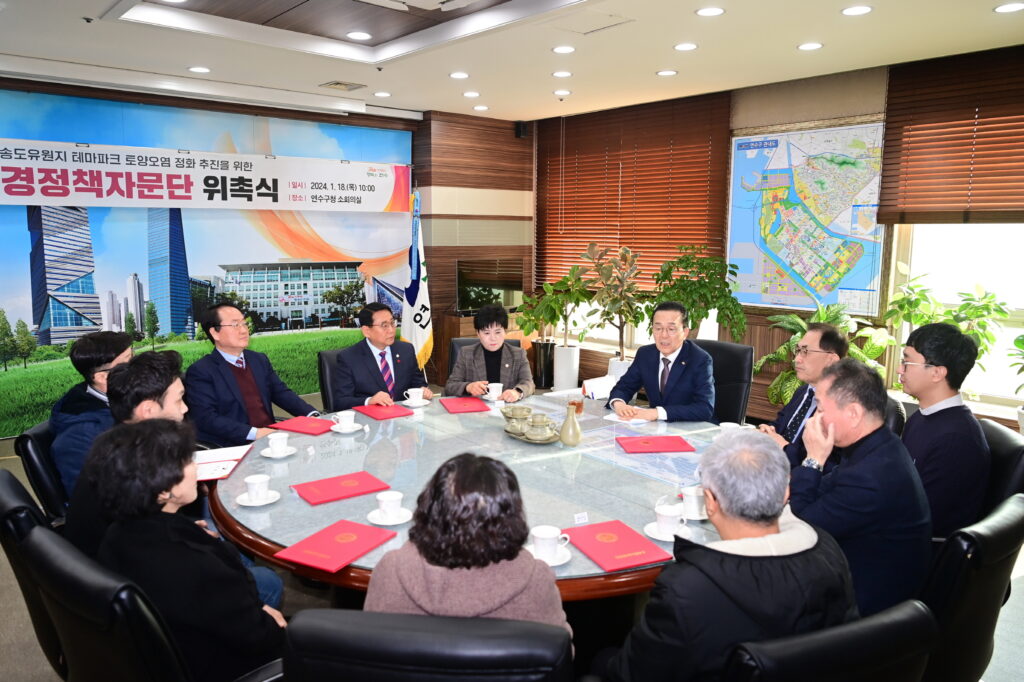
[456,259,525,315]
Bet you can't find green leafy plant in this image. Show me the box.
[650,244,747,341]
[516,265,593,347]
[580,243,649,360]
[1011,334,1024,397]
[754,303,895,406]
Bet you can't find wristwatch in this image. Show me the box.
[801,457,823,472]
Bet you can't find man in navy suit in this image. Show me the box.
[759,323,848,467]
[332,302,433,411]
[184,304,318,447]
[607,301,714,423]
[790,358,931,616]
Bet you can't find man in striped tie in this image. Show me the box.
[332,302,432,411]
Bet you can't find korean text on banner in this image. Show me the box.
[400,191,433,369]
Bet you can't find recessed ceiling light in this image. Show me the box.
[994,2,1024,12]
[188,66,210,74]
[553,89,571,96]
[463,91,480,98]
[695,7,725,17]
[162,0,187,3]
[798,42,823,51]
[674,42,698,51]
[346,31,372,40]
[374,91,391,98]
[841,5,872,15]
[449,71,469,79]
[552,71,572,78]
[657,70,678,77]
[474,105,489,111]
[553,45,575,54]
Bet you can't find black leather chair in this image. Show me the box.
[317,348,343,412]
[283,608,573,682]
[885,396,907,437]
[449,337,522,376]
[979,418,1024,516]
[917,493,1024,682]
[13,420,68,524]
[722,600,937,682]
[693,339,754,424]
[0,470,67,680]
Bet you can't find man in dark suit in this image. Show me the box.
[759,323,848,467]
[607,301,714,422]
[332,302,432,411]
[184,304,317,446]
[790,358,932,616]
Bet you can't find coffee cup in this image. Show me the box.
[267,432,289,455]
[681,485,706,519]
[376,490,404,521]
[487,382,503,400]
[530,525,570,563]
[244,474,270,503]
[404,387,424,403]
[332,411,356,429]
[655,501,685,536]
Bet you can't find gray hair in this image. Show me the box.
[699,430,790,525]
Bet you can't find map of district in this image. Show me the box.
[727,123,885,315]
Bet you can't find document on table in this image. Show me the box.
[194,445,250,464]
[603,413,649,425]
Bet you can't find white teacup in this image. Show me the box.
[267,432,289,455]
[376,490,404,521]
[332,411,356,428]
[681,485,706,520]
[655,501,685,536]
[404,388,424,403]
[530,525,569,563]
[244,474,270,503]
[487,382,503,400]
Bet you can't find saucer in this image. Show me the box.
[367,507,413,526]
[330,423,364,434]
[236,490,281,507]
[644,521,686,542]
[481,393,500,402]
[260,446,297,459]
[525,543,572,567]
[401,398,430,408]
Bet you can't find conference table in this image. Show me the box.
[210,394,725,601]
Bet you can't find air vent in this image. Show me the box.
[319,80,367,92]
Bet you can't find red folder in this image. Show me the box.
[439,397,491,414]
[615,435,695,454]
[352,404,414,420]
[274,519,396,573]
[563,520,672,572]
[270,416,334,436]
[291,471,390,505]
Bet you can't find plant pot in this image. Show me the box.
[552,345,581,391]
[1017,405,1024,435]
[533,340,556,389]
[608,357,632,379]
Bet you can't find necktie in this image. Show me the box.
[379,351,395,396]
[659,357,671,396]
[234,356,245,369]
[782,387,815,443]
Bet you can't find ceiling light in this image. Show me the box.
[841,5,872,15]
[798,42,823,51]
[449,71,469,79]
[994,2,1024,12]
[347,31,372,40]
[161,0,187,3]
[674,42,698,51]
[553,46,575,54]
[474,105,489,111]
[188,66,210,73]
[463,91,480,98]
[553,89,571,96]
[657,70,678,77]
[552,71,572,78]
[374,91,391,97]
[695,7,725,17]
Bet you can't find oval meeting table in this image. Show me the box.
[210,394,725,602]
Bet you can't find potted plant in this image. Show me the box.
[650,244,747,341]
[581,243,649,377]
[1011,334,1024,433]
[517,265,593,390]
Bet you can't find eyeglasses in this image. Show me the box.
[794,345,834,357]
[652,326,684,335]
[899,360,934,369]
[370,321,398,330]
[216,322,247,330]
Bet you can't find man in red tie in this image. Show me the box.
[332,302,433,410]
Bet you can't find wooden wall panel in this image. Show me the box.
[414,111,533,191]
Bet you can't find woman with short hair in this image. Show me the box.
[445,303,534,402]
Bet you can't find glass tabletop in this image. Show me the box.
[214,394,726,580]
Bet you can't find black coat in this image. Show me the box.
[99,512,284,682]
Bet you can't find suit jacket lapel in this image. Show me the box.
[214,351,246,411]
[661,342,690,398]
[499,344,517,388]
[362,342,389,392]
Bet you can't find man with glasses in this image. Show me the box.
[332,302,432,410]
[185,303,318,446]
[607,301,714,422]
[51,331,134,495]
[759,323,848,467]
[900,323,990,537]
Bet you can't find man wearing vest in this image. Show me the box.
[185,303,318,447]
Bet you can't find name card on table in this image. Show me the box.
[274,519,396,572]
[563,520,672,572]
[291,471,389,505]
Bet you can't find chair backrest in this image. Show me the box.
[317,349,343,413]
[449,337,521,376]
[0,470,67,680]
[20,525,193,682]
[283,609,573,682]
[723,600,937,682]
[693,339,754,424]
[885,396,907,436]
[917,493,1024,682]
[13,420,68,522]
[979,418,1024,516]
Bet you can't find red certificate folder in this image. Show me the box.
[615,435,695,454]
[563,520,672,572]
[439,397,491,414]
[274,519,396,573]
[270,416,334,436]
[291,471,390,506]
[352,404,414,420]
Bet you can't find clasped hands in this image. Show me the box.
[611,400,659,422]
[368,386,434,406]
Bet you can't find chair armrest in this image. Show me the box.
[232,658,282,682]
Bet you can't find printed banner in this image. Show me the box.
[0,138,411,212]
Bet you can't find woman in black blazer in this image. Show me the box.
[93,420,285,682]
[444,304,534,401]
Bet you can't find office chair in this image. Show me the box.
[13,420,67,523]
[317,349,343,413]
[693,339,754,424]
[979,418,1024,516]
